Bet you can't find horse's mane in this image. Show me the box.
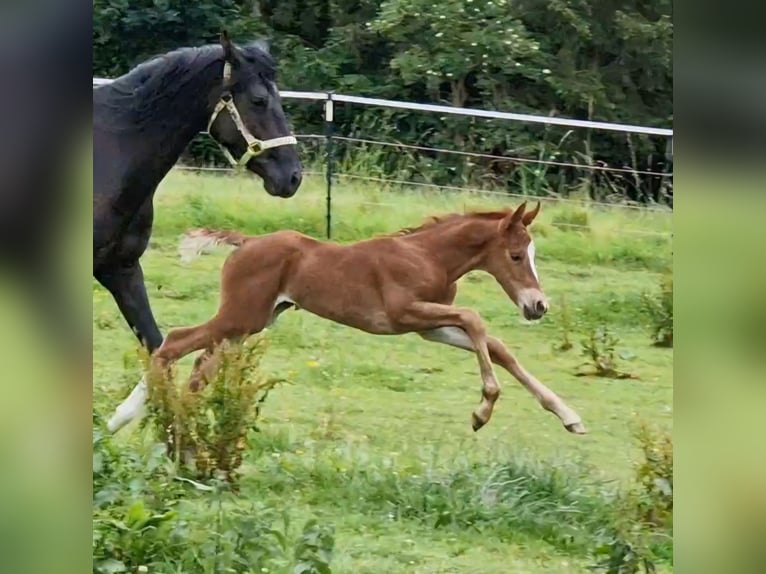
[388,209,512,237]
[94,41,275,130]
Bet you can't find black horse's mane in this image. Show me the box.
[94,41,275,131]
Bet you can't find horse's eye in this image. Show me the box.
[511,254,523,262]
[251,95,267,107]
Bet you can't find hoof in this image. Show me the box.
[565,421,587,434]
[471,413,486,432]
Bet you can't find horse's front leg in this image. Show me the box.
[395,301,500,431]
[97,262,164,432]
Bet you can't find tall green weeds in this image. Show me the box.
[642,272,673,347]
[92,415,336,574]
[141,336,285,483]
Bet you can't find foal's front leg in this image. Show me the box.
[396,302,500,430]
[420,327,586,434]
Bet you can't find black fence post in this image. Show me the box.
[324,92,334,239]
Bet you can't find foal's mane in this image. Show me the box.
[388,209,512,237]
[94,41,275,130]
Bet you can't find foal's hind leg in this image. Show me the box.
[419,327,585,434]
[184,299,294,392]
[107,318,234,432]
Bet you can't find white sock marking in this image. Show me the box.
[106,376,147,433]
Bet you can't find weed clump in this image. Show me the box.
[591,422,673,573]
[554,293,575,352]
[142,336,284,484]
[641,272,673,347]
[577,325,639,380]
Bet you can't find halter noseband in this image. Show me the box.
[206,62,297,168]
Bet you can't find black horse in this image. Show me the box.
[95,32,302,430]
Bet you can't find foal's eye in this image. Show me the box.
[511,254,523,262]
[251,95,267,107]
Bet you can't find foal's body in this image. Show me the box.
[233,230,458,334]
[109,202,585,434]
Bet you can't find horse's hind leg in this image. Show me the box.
[107,254,284,432]
[185,299,294,392]
[105,318,229,433]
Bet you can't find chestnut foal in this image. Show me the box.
[107,202,585,435]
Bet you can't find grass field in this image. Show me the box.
[93,170,673,573]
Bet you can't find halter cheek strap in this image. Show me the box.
[206,62,298,168]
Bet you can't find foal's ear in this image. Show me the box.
[500,202,527,232]
[521,201,541,227]
[220,30,240,66]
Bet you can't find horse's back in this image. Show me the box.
[226,229,317,269]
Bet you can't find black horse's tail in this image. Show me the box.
[178,228,249,263]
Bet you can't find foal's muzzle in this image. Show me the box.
[522,298,548,321]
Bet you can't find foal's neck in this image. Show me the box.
[409,218,495,282]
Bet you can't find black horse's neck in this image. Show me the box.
[131,53,225,176]
[95,45,227,209]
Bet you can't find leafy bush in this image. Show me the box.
[577,325,639,380]
[590,422,673,573]
[142,336,285,483]
[642,272,673,347]
[553,293,574,352]
[633,421,673,529]
[93,416,336,573]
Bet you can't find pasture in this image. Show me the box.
[93,170,672,573]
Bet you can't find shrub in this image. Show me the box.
[142,335,286,484]
[577,325,639,380]
[590,422,673,573]
[642,272,673,347]
[92,418,336,573]
[633,421,673,529]
[553,293,574,352]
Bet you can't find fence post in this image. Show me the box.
[324,92,334,239]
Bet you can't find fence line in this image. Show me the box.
[93,78,672,136]
[326,135,672,178]
[166,169,669,237]
[274,134,672,178]
[93,77,673,237]
[171,164,671,213]
[323,197,671,238]
[327,172,672,213]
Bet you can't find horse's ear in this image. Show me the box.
[500,202,527,232]
[521,201,541,227]
[220,30,240,66]
[253,38,271,55]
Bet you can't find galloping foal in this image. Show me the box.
[109,202,586,435]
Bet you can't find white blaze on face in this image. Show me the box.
[527,240,539,282]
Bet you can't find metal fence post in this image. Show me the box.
[324,92,334,239]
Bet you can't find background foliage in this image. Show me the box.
[92,0,673,204]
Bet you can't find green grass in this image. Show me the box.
[93,170,673,573]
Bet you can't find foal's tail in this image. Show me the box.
[178,228,249,263]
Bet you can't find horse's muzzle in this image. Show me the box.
[522,299,548,321]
